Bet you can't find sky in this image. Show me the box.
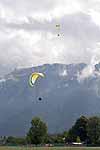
[0,0,100,75]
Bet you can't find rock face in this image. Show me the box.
[0,63,100,136]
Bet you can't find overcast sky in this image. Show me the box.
[0,0,100,75]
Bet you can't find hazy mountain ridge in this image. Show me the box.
[0,63,100,136]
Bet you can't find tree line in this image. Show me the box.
[4,116,100,145]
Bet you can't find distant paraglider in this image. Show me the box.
[56,24,60,36]
[29,72,44,101]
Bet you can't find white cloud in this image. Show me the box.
[0,78,6,83]
[59,69,67,77]
[77,66,94,81]
[0,0,100,75]
[77,41,100,81]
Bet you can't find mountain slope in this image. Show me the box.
[0,63,100,136]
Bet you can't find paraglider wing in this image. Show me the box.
[56,24,60,36]
[56,24,60,28]
[29,72,44,87]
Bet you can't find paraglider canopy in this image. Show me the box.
[29,72,44,87]
[56,24,60,36]
[56,24,60,28]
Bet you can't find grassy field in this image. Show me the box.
[0,147,100,150]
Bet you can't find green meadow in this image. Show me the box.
[0,147,100,150]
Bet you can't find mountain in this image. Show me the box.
[0,63,100,136]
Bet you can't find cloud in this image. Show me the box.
[0,0,82,20]
[59,69,67,77]
[0,0,100,75]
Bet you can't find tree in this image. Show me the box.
[6,136,15,144]
[66,128,76,143]
[62,131,68,143]
[76,136,81,143]
[74,116,88,141]
[6,136,26,145]
[46,133,66,144]
[27,117,48,144]
[45,134,55,144]
[54,134,64,143]
[87,116,100,144]
[66,116,88,142]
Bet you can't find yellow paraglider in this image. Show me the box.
[29,72,44,87]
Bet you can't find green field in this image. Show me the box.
[0,147,100,150]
